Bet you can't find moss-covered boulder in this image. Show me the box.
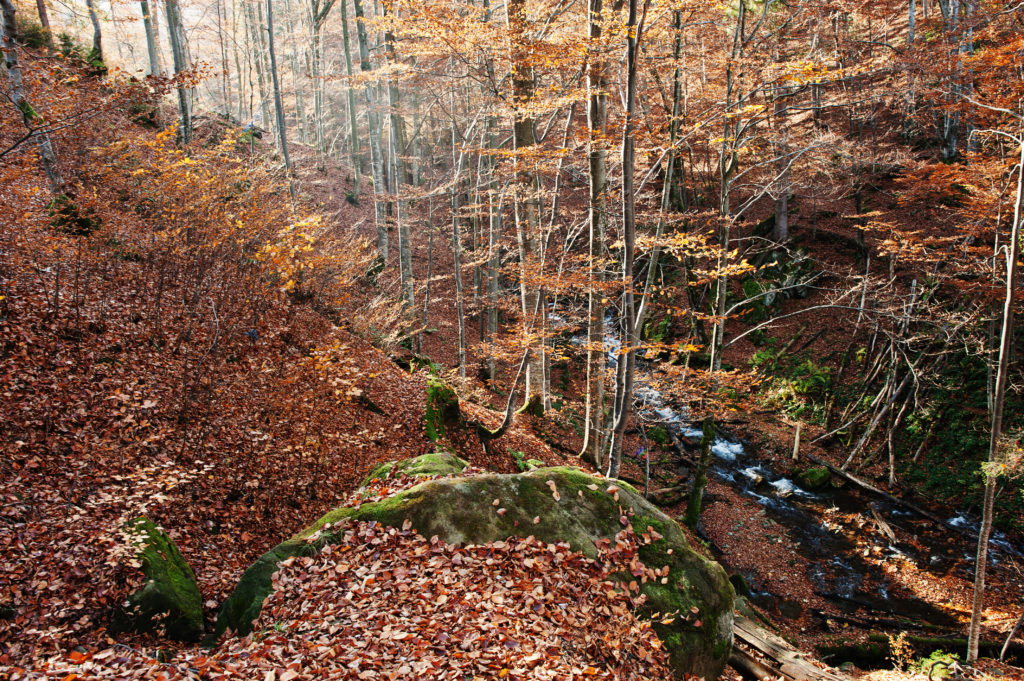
[217,465,734,678]
[112,517,204,641]
[797,466,831,490]
[424,378,463,441]
[360,452,468,487]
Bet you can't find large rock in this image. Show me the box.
[112,517,204,641]
[216,465,734,679]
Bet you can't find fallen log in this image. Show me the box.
[732,614,846,681]
[801,454,965,537]
[816,633,1024,668]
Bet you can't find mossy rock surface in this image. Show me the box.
[112,517,204,642]
[360,452,468,487]
[218,465,734,678]
[424,379,463,441]
[797,466,831,490]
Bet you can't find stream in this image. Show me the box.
[558,311,1022,626]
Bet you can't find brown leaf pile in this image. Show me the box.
[26,522,674,681]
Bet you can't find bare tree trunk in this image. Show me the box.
[685,418,715,528]
[774,192,790,242]
[243,0,270,137]
[85,0,103,64]
[580,0,608,468]
[166,0,193,144]
[217,0,231,116]
[709,1,745,373]
[635,7,684,335]
[908,0,916,45]
[266,0,294,198]
[1002,609,1024,661]
[482,0,501,383]
[450,82,468,381]
[486,157,501,381]
[232,0,246,123]
[339,0,361,194]
[384,5,413,306]
[968,136,1024,664]
[354,0,388,261]
[1,0,62,193]
[607,0,643,479]
[505,0,544,407]
[309,16,324,157]
[34,0,49,30]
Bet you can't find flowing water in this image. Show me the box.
[558,311,1021,623]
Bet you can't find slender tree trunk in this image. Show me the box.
[635,7,684,334]
[908,0,916,45]
[244,0,270,137]
[607,0,643,479]
[384,6,413,305]
[232,0,246,123]
[685,418,715,528]
[166,0,193,143]
[266,0,294,198]
[486,156,501,381]
[0,0,62,193]
[482,0,501,383]
[85,0,103,64]
[581,0,609,467]
[216,0,231,116]
[354,0,388,260]
[968,136,1024,664]
[309,18,325,156]
[34,0,49,30]
[451,82,468,381]
[505,0,544,407]
[283,0,305,143]
[774,192,790,242]
[709,1,745,373]
[340,0,361,194]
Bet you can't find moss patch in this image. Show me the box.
[112,517,204,642]
[797,466,831,490]
[360,452,468,487]
[424,379,462,442]
[219,464,734,678]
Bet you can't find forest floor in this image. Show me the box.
[2,58,1022,676]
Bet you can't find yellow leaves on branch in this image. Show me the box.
[258,217,322,292]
